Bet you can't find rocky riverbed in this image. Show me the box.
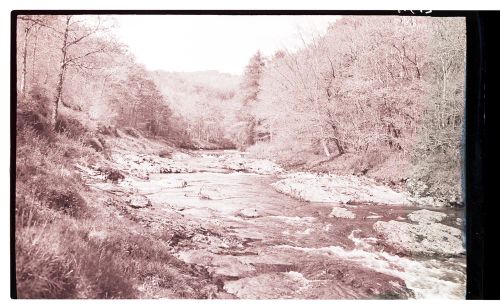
[76,148,466,299]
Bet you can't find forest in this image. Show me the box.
[15,15,466,299]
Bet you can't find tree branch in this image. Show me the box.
[66,17,101,48]
[65,46,107,65]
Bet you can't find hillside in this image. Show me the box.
[151,70,241,117]
[150,70,242,149]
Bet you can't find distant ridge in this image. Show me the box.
[151,70,241,118]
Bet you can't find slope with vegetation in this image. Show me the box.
[234,16,466,206]
[14,14,231,298]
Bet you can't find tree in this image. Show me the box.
[106,64,174,138]
[47,15,113,129]
[17,15,58,98]
[232,51,266,149]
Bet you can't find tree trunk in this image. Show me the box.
[31,26,39,87]
[321,138,331,157]
[50,17,70,129]
[51,66,66,128]
[20,27,31,98]
[333,138,344,155]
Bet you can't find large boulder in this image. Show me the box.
[373,220,464,256]
[272,172,410,205]
[329,207,356,219]
[407,209,447,224]
[236,208,260,218]
[126,195,152,209]
[106,170,125,183]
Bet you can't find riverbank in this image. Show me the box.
[16,127,465,299]
[246,143,462,207]
[79,134,465,298]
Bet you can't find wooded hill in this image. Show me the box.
[238,16,466,204]
[151,70,241,149]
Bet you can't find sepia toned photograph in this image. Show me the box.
[14,13,466,299]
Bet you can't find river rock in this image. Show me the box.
[126,194,152,208]
[373,220,465,256]
[222,156,283,174]
[224,272,308,299]
[407,209,446,224]
[408,196,447,207]
[237,208,260,218]
[177,250,255,277]
[329,207,356,219]
[272,172,410,205]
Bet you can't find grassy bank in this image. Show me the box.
[14,107,220,299]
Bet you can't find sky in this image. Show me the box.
[111,15,339,75]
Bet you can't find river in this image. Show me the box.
[105,149,466,299]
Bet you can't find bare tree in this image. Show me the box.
[17,16,51,98]
[49,15,110,129]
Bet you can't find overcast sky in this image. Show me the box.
[111,15,339,75]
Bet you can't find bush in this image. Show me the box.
[28,164,88,219]
[123,127,142,138]
[408,152,462,204]
[21,86,52,117]
[46,190,88,218]
[17,110,54,140]
[85,137,104,152]
[73,247,137,298]
[158,149,172,158]
[351,150,389,174]
[55,115,87,139]
[98,124,119,137]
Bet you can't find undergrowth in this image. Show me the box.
[15,97,216,298]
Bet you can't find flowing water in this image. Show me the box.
[126,150,466,299]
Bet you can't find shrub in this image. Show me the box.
[351,150,389,174]
[76,248,137,299]
[98,124,119,137]
[46,190,88,218]
[17,110,54,140]
[123,127,142,138]
[408,152,462,204]
[55,115,87,139]
[21,86,52,117]
[158,149,172,158]
[85,137,104,152]
[30,167,88,219]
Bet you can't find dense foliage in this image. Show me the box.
[243,16,465,203]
